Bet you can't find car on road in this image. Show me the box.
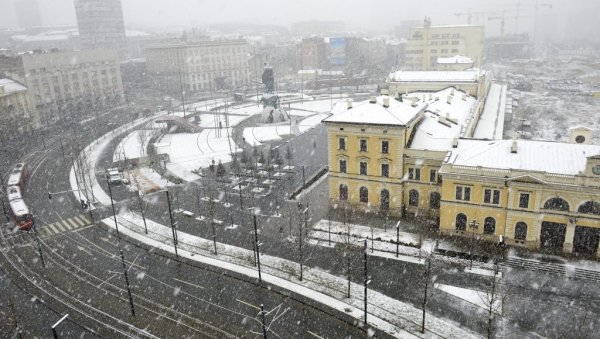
[107,168,122,185]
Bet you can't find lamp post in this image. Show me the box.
[165,190,178,257]
[469,219,479,270]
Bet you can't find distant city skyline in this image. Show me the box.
[0,0,599,41]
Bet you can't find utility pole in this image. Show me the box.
[209,191,217,255]
[120,249,136,316]
[253,214,262,282]
[165,190,178,257]
[106,176,119,238]
[396,221,400,257]
[363,240,368,325]
[260,304,268,339]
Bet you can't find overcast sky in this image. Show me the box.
[1,0,599,39]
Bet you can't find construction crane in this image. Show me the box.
[453,9,490,25]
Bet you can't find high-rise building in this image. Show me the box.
[74,0,127,57]
[145,39,250,93]
[404,18,484,70]
[14,0,42,28]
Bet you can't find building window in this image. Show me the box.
[359,139,367,152]
[578,201,600,215]
[381,164,389,178]
[543,197,570,211]
[519,193,530,209]
[429,169,437,183]
[338,137,346,150]
[359,187,368,203]
[381,140,389,154]
[360,161,367,175]
[484,188,500,204]
[339,160,347,173]
[515,222,527,241]
[484,217,496,235]
[430,192,441,209]
[455,213,467,231]
[455,186,471,201]
[381,189,390,211]
[408,168,421,180]
[408,189,419,207]
[339,184,348,200]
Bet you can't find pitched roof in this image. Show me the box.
[322,96,425,126]
[445,139,600,176]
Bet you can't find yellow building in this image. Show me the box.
[323,86,485,217]
[439,137,600,256]
[404,18,484,70]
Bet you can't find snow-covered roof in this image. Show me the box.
[6,186,21,202]
[7,167,23,186]
[473,83,506,140]
[437,55,474,64]
[23,34,69,42]
[0,78,27,95]
[388,69,484,83]
[322,96,426,126]
[445,139,600,176]
[408,88,477,151]
[9,199,29,216]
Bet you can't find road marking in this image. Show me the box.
[61,220,73,230]
[79,215,91,224]
[54,222,66,233]
[73,225,94,233]
[236,299,260,310]
[67,218,79,229]
[47,223,59,234]
[73,216,85,226]
[307,331,325,338]
[173,278,204,290]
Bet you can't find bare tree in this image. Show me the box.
[420,254,435,333]
[480,263,509,339]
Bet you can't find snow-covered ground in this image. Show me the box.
[435,283,501,314]
[155,130,239,182]
[242,124,294,146]
[112,128,155,162]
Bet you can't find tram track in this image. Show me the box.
[32,228,245,338]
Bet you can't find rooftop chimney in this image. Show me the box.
[447,95,452,105]
[396,92,403,102]
[347,99,353,109]
[383,96,390,108]
[369,96,377,104]
[511,135,518,154]
[452,138,458,148]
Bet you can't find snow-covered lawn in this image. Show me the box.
[112,129,156,162]
[242,124,294,146]
[435,283,502,314]
[196,113,250,128]
[155,130,240,182]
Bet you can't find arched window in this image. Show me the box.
[359,187,368,203]
[543,197,570,211]
[578,201,600,215]
[339,184,348,200]
[430,192,441,209]
[455,213,467,231]
[484,217,496,235]
[408,189,419,207]
[515,222,528,241]
[380,189,390,211]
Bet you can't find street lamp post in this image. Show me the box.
[51,314,69,339]
[165,190,178,257]
[120,249,136,316]
[253,213,262,282]
[363,239,368,325]
[106,176,120,238]
[469,219,479,270]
